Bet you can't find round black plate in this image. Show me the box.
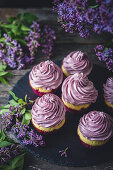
[9,60,113,167]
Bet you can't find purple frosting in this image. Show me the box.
[62,73,98,105]
[78,111,113,141]
[31,93,66,128]
[103,77,113,104]
[29,60,63,90]
[62,51,93,76]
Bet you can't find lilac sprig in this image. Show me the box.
[25,21,41,63]
[1,105,22,130]
[0,144,21,164]
[41,25,56,59]
[0,34,30,70]
[12,119,45,147]
[59,147,68,157]
[0,22,56,70]
[25,22,56,60]
[95,45,113,72]
[53,0,113,38]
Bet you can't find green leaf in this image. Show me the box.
[0,64,7,71]
[21,108,26,114]
[0,108,9,115]
[25,112,32,120]
[18,99,24,104]
[0,37,6,43]
[5,72,13,77]
[9,91,19,100]
[25,94,27,102]
[0,77,9,86]
[15,38,27,46]
[0,71,8,76]
[22,115,30,125]
[0,141,13,148]
[9,99,18,106]
[104,48,108,51]
[11,26,19,35]
[0,104,10,109]
[29,100,35,103]
[89,4,99,8]
[8,16,16,23]
[0,153,25,170]
[7,31,14,38]
[20,12,38,25]
[0,130,6,142]
[21,25,31,31]
[11,153,25,170]
[0,24,14,29]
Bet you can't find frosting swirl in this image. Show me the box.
[103,77,113,104]
[62,73,98,105]
[63,51,92,76]
[31,93,66,128]
[29,60,63,90]
[78,111,113,141]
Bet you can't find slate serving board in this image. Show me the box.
[9,60,113,167]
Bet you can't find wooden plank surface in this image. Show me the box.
[0,8,112,170]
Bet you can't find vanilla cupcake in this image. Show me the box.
[29,60,63,96]
[62,73,98,113]
[103,77,113,112]
[62,51,93,77]
[31,93,66,134]
[77,111,113,148]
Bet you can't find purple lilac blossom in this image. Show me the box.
[0,144,21,164]
[95,45,113,72]
[0,34,26,69]
[59,147,68,157]
[41,25,56,59]
[53,0,113,38]
[25,21,40,62]
[0,23,56,69]
[11,119,45,147]
[1,105,22,129]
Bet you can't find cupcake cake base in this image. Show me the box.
[29,81,59,96]
[104,99,113,114]
[61,65,70,77]
[77,127,109,149]
[62,97,90,114]
[31,119,65,135]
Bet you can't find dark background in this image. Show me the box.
[0,0,52,8]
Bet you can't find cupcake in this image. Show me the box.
[29,60,63,96]
[103,77,113,111]
[77,111,113,148]
[62,73,98,113]
[31,93,66,134]
[62,51,92,77]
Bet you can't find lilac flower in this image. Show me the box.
[0,144,21,164]
[41,25,56,59]
[11,119,45,147]
[2,112,13,129]
[25,22,40,60]
[1,105,23,129]
[0,34,25,69]
[53,0,113,38]
[95,45,104,52]
[95,44,113,72]
[59,147,68,157]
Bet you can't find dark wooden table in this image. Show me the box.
[0,8,113,170]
